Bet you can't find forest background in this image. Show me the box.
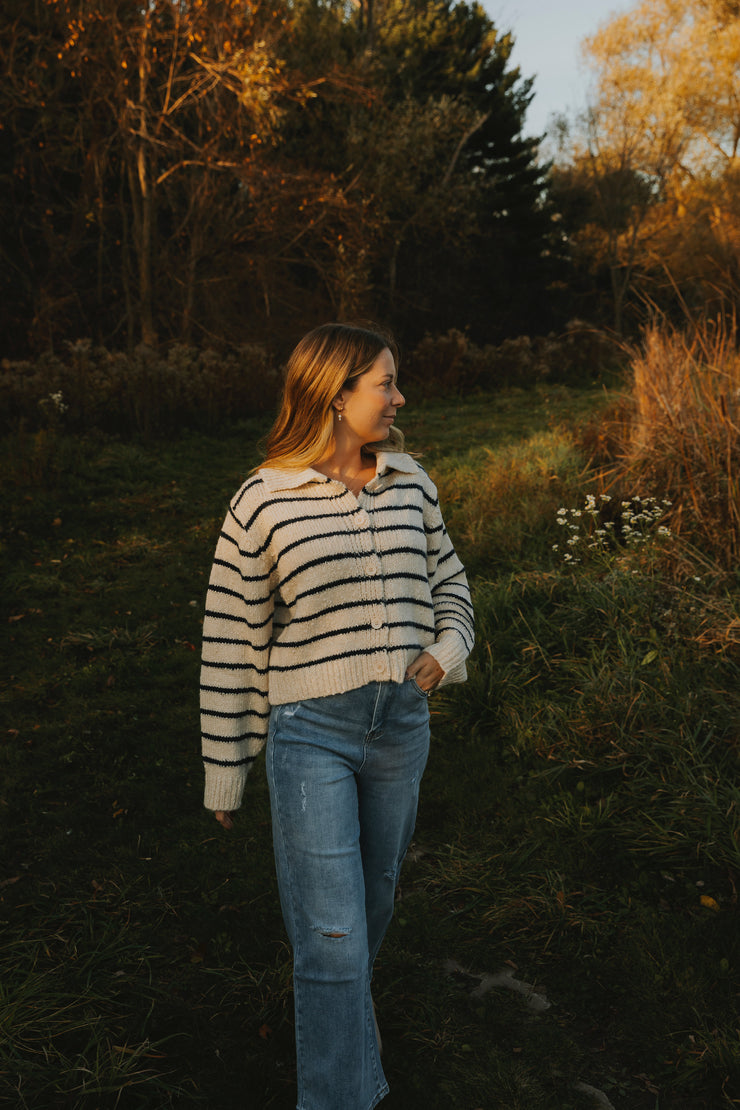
[4,0,740,368]
[1,0,740,1107]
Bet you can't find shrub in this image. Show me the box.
[405,322,620,395]
[0,340,278,437]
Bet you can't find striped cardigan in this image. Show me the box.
[201,451,474,812]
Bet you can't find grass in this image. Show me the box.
[583,319,740,569]
[1,381,739,1109]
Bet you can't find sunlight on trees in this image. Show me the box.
[0,0,550,353]
[551,0,740,330]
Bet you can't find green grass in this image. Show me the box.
[1,384,738,1109]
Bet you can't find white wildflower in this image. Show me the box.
[39,390,68,416]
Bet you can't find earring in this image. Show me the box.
[337,411,343,422]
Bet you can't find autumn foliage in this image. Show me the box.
[551,0,740,332]
[0,0,552,356]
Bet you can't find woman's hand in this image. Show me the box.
[214,810,235,830]
[405,651,444,693]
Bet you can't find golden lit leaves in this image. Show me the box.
[560,0,740,327]
[583,0,740,176]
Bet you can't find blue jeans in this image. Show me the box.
[266,679,431,1110]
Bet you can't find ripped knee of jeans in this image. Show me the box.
[383,854,406,886]
[314,924,351,940]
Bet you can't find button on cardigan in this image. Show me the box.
[201,451,474,812]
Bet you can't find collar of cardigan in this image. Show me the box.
[258,451,418,492]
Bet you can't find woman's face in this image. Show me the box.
[338,348,405,444]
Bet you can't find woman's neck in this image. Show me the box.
[314,441,376,490]
[316,436,374,480]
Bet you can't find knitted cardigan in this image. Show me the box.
[201,451,474,812]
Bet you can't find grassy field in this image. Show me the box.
[1,383,738,1109]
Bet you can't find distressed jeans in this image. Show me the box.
[266,679,431,1110]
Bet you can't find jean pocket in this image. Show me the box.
[269,700,301,739]
[407,676,430,698]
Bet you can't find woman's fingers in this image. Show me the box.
[405,651,444,692]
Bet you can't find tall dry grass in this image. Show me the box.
[589,321,740,569]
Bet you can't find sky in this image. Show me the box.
[485,0,634,138]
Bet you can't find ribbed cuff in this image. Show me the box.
[203,763,250,812]
[425,632,469,687]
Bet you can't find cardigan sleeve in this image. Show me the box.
[200,485,275,812]
[420,478,475,685]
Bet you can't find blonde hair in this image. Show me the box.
[261,323,405,470]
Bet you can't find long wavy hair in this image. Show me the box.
[261,323,405,470]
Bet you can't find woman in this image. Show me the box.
[201,322,474,1109]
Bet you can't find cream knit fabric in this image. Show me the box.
[201,451,474,812]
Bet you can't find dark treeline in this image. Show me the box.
[1,0,573,359]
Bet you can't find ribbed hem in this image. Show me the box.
[269,651,409,706]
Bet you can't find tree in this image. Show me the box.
[555,0,740,330]
[0,0,558,353]
[0,0,330,350]
[350,0,554,340]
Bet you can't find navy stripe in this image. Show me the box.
[202,730,264,743]
[291,569,430,605]
[203,754,257,767]
[366,503,424,518]
[212,555,272,584]
[203,635,268,647]
[201,659,269,673]
[238,489,347,537]
[230,475,264,511]
[365,480,437,507]
[200,684,266,696]
[368,520,425,536]
[269,642,420,672]
[278,549,374,591]
[274,526,368,569]
[202,707,270,720]
[273,595,435,629]
[273,618,436,651]
[203,608,273,631]
[432,566,467,589]
[380,544,427,560]
[207,583,270,607]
